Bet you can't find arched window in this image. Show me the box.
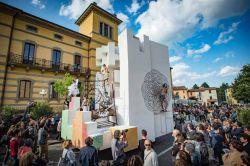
[23,43,35,64]
[19,80,32,99]
[52,49,61,70]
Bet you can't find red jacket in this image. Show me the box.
[10,138,18,157]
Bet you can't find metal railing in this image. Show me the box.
[8,54,90,76]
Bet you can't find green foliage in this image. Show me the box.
[1,106,18,122]
[201,82,210,88]
[54,73,76,97]
[238,109,250,127]
[232,64,250,103]
[31,102,53,120]
[216,83,229,103]
[193,84,199,89]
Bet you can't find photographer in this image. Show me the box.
[111,130,128,166]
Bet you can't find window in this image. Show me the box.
[75,41,82,46]
[99,22,112,39]
[210,96,212,100]
[209,89,211,93]
[19,80,31,99]
[52,49,61,70]
[50,82,58,99]
[54,34,63,40]
[74,55,81,72]
[26,25,38,33]
[23,43,35,64]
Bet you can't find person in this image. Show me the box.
[79,137,98,166]
[81,96,89,111]
[18,138,33,159]
[159,83,168,111]
[127,155,143,166]
[56,118,62,141]
[138,129,147,160]
[89,97,95,111]
[183,143,199,166]
[62,140,76,166]
[231,121,244,140]
[9,129,19,166]
[64,98,69,109]
[222,139,244,166]
[240,133,250,155]
[37,123,49,162]
[175,150,192,166]
[19,151,35,166]
[68,79,79,97]
[144,139,158,166]
[210,124,224,165]
[111,130,128,166]
[186,123,196,140]
[101,64,109,80]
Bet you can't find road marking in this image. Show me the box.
[157,146,172,157]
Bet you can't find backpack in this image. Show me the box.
[199,142,209,165]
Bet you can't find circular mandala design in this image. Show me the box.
[141,69,170,113]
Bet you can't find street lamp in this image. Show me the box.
[39,89,47,101]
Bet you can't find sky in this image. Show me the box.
[1,0,250,88]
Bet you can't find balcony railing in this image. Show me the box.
[8,54,90,76]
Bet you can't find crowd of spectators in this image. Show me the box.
[172,104,250,166]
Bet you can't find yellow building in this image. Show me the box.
[0,2,122,110]
[188,87,218,106]
[173,86,188,99]
[225,87,239,105]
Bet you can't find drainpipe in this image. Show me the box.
[0,12,17,109]
[86,39,90,98]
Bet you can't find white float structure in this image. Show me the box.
[96,29,174,141]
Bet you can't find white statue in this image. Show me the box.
[68,79,79,96]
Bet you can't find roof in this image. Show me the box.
[0,2,90,41]
[75,2,122,25]
[188,87,217,92]
[173,86,187,90]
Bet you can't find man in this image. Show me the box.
[111,130,128,166]
[186,123,196,140]
[144,139,158,166]
[138,129,147,160]
[79,137,98,166]
[159,83,168,111]
[240,133,250,155]
[231,121,244,140]
[38,123,49,162]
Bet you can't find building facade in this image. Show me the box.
[0,2,121,110]
[173,86,188,100]
[187,87,218,106]
[225,87,239,105]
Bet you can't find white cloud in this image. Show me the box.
[187,44,211,56]
[214,22,240,45]
[126,0,141,14]
[172,62,216,83]
[225,51,235,58]
[169,56,182,64]
[136,0,250,46]
[59,0,113,19]
[31,0,45,9]
[116,12,129,33]
[173,79,186,86]
[213,57,223,63]
[218,66,240,77]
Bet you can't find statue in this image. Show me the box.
[101,64,109,81]
[68,79,79,97]
[160,83,168,111]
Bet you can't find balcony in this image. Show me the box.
[8,54,90,77]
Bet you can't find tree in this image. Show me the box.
[54,73,84,97]
[232,64,250,103]
[216,83,229,103]
[192,84,199,89]
[201,82,210,88]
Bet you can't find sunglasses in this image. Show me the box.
[145,144,151,146]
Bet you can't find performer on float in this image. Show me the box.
[101,64,110,92]
[81,95,89,111]
[160,83,168,111]
[68,79,80,97]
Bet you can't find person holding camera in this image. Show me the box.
[111,130,128,166]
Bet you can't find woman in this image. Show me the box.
[127,155,143,166]
[223,139,244,166]
[62,140,76,166]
